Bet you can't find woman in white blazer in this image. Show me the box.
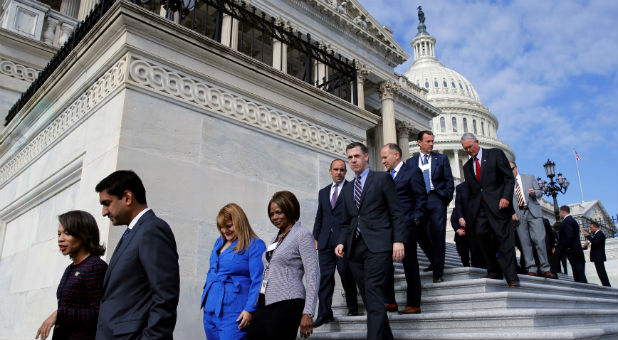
[247,191,319,340]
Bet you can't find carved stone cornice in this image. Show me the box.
[0,57,40,82]
[0,57,127,187]
[396,121,413,138]
[354,61,369,81]
[378,80,400,101]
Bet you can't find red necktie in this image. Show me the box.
[474,157,481,182]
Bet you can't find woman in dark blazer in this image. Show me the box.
[202,203,266,340]
[36,211,107,340]
[247,191,319,340]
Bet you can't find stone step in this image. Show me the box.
[307,323,618,340]
[312,309,617,333]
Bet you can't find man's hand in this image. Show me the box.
[315,240,318,250]
[456,229,466,237]
[392,242,404,262]
[512,213,519,222]
[458,217,466,228]
[499,198,510,210]
[528,188,536,197]
[582,229,590,237]
[335,244,345,258]
[552,247,556,254]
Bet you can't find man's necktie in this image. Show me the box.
[354,175,362,237]
[117,227,131,248]
[474,156,481,182]
[390,169,396,179]
[515,183,525,207]
[422,154,431,193]
[331,184,339,209]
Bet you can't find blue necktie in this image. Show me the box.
[422,154,431,193]
[390,169,396,179]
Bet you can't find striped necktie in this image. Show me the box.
[354,174,362,237]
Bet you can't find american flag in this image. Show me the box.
[574,150,581,161]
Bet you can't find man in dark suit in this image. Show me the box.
[313,159,359,327]
[583,222,609,286]
[460,133,519,287]
[95,170,180,340]
[381,143,427,314]
[335,142,406,340]
[558,205,587,283]
[451,182,485,268]
[407,131,454,282]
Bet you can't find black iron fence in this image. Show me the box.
[575,215,618,240]
[5,0,358,126]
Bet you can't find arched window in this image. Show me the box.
[473,120,478,134]
[463,118,468,132]
[440,117,446,132]
[452,117,458,132]
[481,121,485,135]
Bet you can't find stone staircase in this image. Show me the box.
[310,243,618,339]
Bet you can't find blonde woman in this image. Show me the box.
[201,203,266,340]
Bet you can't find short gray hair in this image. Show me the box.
[460,132,477,142]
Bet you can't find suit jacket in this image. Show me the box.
[96,210,180,340]
[262,222,319,316]
[558,215,585,261]
[313,180,350,250]
[406,152,454,204]
[201,237,266,316]
[338,170,406,254]
[513,173,543,218]
[586,230,607,262]
[392,162,427,228]
[463,148,515,225]
[451,183,470,233]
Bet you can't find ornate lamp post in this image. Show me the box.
[537,159,570,222]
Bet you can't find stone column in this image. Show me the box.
[396,122,411,160]
[221,15,239,49]
[314,61,327,86]
[42,17,59,45]
[78,0,98,21]
[379,81,400,144]
[58,22,74,46]
[355,61,369,109]
[272,40,287,71]
[60,0,80,19]
[453,150,461,179]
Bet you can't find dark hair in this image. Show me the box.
[384,143,402,158]
[95,170,147,204]
[417,130,434,141]
[58,210,106,256]
[268,191,300,224]
[590,222,599,229]
[330,158,346,169]
[346,142,368,154]
[559,205,570,213]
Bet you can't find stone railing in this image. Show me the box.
[0,0,78,48]
[396,74,427,100]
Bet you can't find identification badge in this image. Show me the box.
[419,162,430,171]
[259,268,269,294]
[267,242,278,251]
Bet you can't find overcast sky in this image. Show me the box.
[358,0,618,217]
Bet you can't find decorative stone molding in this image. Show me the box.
[0,57,127,187]
[0,57,40,82]
[396,122,413,138]
[126,56,352,155]
[378,80,400,101]
[354,61,369,82]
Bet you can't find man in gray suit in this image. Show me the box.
[510,162,554,278]
[95,170,180,340]
[335,142,406,340]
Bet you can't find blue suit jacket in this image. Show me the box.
[96,210,180,340]
[313,180,350,250]
[201,237,266,316]
[406,152,454,204]
[586,230,607,262]
[393,163,427,227]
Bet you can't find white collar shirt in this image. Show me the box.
[418,152,434,190]
[472,148,484,178]
[128,208,151,230]
[330,181,344,202]
[391,161,404,179]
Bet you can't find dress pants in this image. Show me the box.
[385,225,421,308]
[594,261,611,287]
[566,251,587,284]
[474,201,518,282]
[317,236,358,318]
[515,210,550,273]
[204,310,246,340]
[246,295,304,340]
[455,234,471,267]
[349,235,393,340]
[417,193,447,279]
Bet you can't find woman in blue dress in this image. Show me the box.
[201,203,266,340]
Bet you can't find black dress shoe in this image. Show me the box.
[423,265,434,272]
[347,311,361,316]
[313,315,334,328]
[508,280,521,288]
[433,277,444,283]
[484,273,503,280]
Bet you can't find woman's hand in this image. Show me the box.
[236,310,252,329]
[35,310,57,339]
[300,314,313,338]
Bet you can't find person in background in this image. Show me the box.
[202,203,266,339]
[36,211,107,340]
[451,182,485,268]
[247,191,319,340]
[582,222,611,287]
[558,205,587,283]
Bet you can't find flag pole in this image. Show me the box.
[573,149,584,203]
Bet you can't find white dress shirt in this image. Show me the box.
[418,152,434,190]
